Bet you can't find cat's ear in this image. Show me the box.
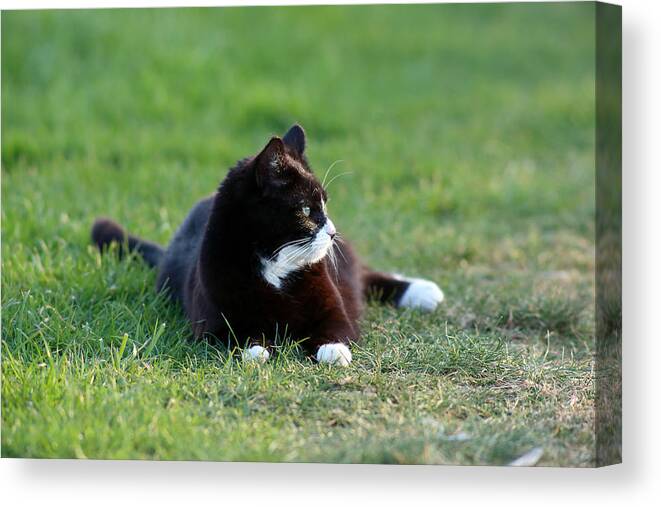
[283,124,306,156]
[255,136,286,189]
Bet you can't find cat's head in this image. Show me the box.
[243,125,337,272]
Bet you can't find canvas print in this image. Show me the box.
[1,2,621,466]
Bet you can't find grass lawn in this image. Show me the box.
[2,3,597,465]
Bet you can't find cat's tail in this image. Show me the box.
[91,217,164,268]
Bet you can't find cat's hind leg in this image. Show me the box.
[362,270,444,312]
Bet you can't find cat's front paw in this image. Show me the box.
[398,278,444,312]
[316,343,352,367]
[242,345,270,364]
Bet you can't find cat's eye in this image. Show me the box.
[302,206,311,217]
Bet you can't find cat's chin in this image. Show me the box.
[304,226,334,264]
[305,240,332,265]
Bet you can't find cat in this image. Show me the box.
[92,124,444,366]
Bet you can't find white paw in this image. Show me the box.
[316,343,352,367]
[242,345,270,364]
[398,278,444,312]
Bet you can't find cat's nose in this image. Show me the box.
[324,218,336,239]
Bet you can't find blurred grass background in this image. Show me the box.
[2,3,596,465]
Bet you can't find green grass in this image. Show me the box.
[1,3,596,465]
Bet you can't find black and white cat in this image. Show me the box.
[92,125,443,366]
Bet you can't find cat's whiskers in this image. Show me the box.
[272,237,309,254]
[327,240,339,280]
[323,170,353,191]
[263,229,335,290]
[276,246,305,265]
[333,234,348,264]
[277,241,313,265]
[269,237,309,261]
[321,159,345,189]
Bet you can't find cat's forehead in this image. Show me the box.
[303,171,326,196]
[273,155,325,197]
[289,176,323,199]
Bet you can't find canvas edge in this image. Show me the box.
[594,0,622,467]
